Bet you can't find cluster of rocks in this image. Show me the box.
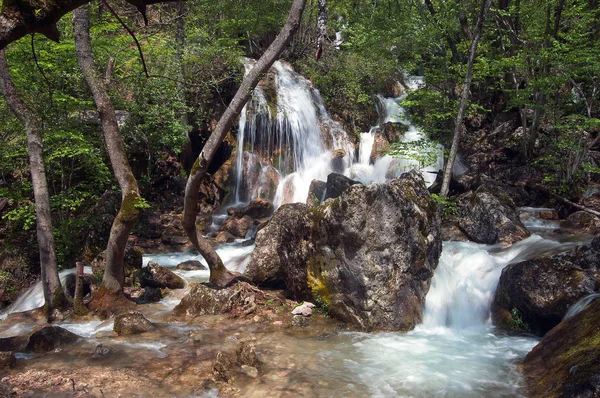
[214,198,274,243]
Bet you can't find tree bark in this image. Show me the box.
[440,0,493,197]
[315,0,327,61]
[182,0,307,286]
[0,49,63,321]
[73,6,141,295]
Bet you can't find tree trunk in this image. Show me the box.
[315,0,327,61]
[440,0,493,197]
[0,49,64,321]
[182,0,307,286]
[73,6,141,295]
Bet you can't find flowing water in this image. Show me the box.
[233,62,441,209]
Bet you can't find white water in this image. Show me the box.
[564,292,600,320]
[233,62,442,209]
[315,233,589,397]
[0,266,93,320]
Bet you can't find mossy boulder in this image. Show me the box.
[113,311,155,335]
[173,283,234,317]
[523,299,600,397]
[140,262,185,290]
[245,170,442,331]
[492,237,600,336]
[456,182,530,244]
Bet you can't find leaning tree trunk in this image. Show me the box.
[73,6,141,296]
[182,0,307,287]
[440,0,493,197]
[0,49,64,321]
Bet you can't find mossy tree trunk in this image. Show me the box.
[0,49,64,321]
[73,6,141,295]
[182,0,308,286]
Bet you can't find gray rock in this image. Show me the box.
[245,170,442,331]
[291,302,314,316]
[227,198,274,219]
[492,236,600,336]
[140,262,185,289]
[173,283,234,317]
[176,260,207,271]
[456,182,530,244]
[114,311,155,335]
[324,173,360,200]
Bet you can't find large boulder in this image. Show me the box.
[114,311,155,335]
[456,182,530,244]
[25,326,80,353]
[324,173,361,200]
[245,170,442,331]
[173,283,235,318]
[561,211,600,235]
[219,215,255,238]
[140,262,185,290]
[523,299,600,398]
[492,237,600,336]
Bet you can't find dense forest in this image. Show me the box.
[0,0,599,396]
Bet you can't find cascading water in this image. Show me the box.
[233,59,353,207]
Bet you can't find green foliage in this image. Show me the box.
[388,139,442,171]
[509,307,530,332]
[431,193,458,219]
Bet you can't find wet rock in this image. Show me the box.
[324,173,360,200]
[25,326,80,353]
[245,170,442,331]
[140,262,185,290]
[227,198,275,220]
[330,149,347,173]
[213,342,261,382]
[114,311,155,335]
[291,315,310,328]
[379,121,407,143]
[307,180,327,207]
[173,284,233,317]
[456,182,530,244]
[139,287,162,304]
[370,132,390,163]
[219,215,255,238]
[561,211,600,235]
[539,209,559,220]
[176,260,207,271]
[214,231,236,243]
[0,351,15,370]
[492,237,600,336]
[523,299,600,398]
[441,221,469,242]
[91,344,111,359]
[244,203,308,287]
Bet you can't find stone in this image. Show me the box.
[324,173,360,201]
[245,170,442,331]
[25,326,80,353]
[370,132,390,163]
[330,149,347,173]
[523,299,600,398]
[0,351,15,370]
[213,342,261,382]
[140,287,162,304]
[380,122,407,143]
[140,262,185,290]
[561,211,600,235]
[539,209,559,220]
[214,231,236,243]
[456,182,530,244]
[219,215,255,238]
[114,311,155,335]
[176,260,207,271]
[91,344,111,359]
[307,180,327,207]
[173,283,233,317]
[291,303,313,316]
[492,237,600,336]
[227,198,274,220]
[441,221,469,242]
